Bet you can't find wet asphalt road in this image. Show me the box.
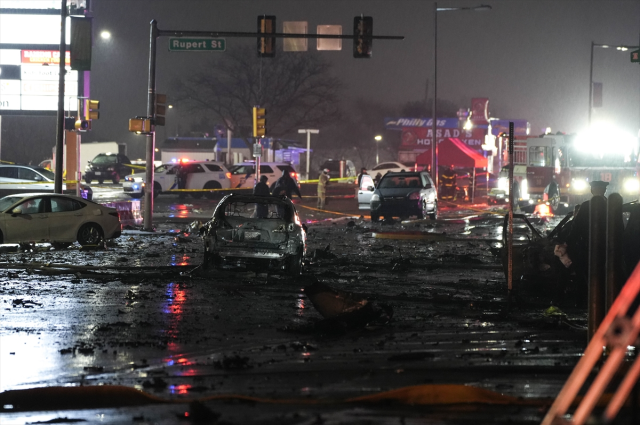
[0,185,598,424]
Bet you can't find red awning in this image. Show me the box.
[415,138,488,168]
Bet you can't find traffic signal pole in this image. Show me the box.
[144,20,159,231]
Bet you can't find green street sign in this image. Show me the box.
[632,49,640,63]
[169,38,226,52]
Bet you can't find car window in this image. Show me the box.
[92,155,117,165]
[260,165,274,174]
[0,167,18,178]
[18,168,42,181]
[204,164,222,172]
[276,165,295,174]
[231,165,255,175]
[373,163,391,170]
[379,175,421,189]
[35,167,55,180]
[222,200,292,220]
[14,197,44,215]
[360,174,374,190]
[0,196,22,212]
[51,197,84,213]
[186,164,205,173]
[155,164,173,173]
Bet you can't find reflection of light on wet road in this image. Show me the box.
[296,298,306,316]
[169,384,192,394]
[168,203,192,218]
[170,254,190,266]
[162,282,187,357]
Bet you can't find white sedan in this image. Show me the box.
[370,161,414,178]
[0,193,121,247]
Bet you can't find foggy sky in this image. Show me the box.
[84,0,640,159]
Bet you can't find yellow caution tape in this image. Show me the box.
[300,177,355,184]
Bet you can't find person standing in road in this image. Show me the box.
[317,168,330,209]
[253,175,271,218]
[440,164,457,201]
[271,169,302,199]
[172,162,189,199]
[356,168,367,186]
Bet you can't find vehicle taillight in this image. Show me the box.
[290,172,297,179]
[226,172,231,179]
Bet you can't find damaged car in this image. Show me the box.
[201,194,306,274]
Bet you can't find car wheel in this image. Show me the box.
[153,182,161,199]
[97,179,104,185]
[84,177,92,184]
[371,213,380,222]
[112,175,120,185]
[429,201,438,220]
[204,181,222,199]
[52,242,71,250]
[77,223,104,246]
[287,252,303,276]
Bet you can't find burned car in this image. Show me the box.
[201,194,306,274]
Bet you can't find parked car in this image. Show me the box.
[84,153,133,184]
[0,193,121,247]
[370,161,412,178]
[229,162,299,188]
[319,159,356,182]
[370,171,438,221]
[0,164,92,200]
[357,173,375,210]
[201,193,306,275]
[123,160,231,199]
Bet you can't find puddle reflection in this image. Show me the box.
[162,282,188,357]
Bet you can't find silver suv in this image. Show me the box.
[0,164,92,200]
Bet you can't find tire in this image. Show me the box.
[204,181,222,199]
[429,201,438,220]
[371,213,380,222]
[97,179,104,185]
[52,242,71,250]
[77,223,104,246]
[287,253,303,276]
[153,182,161,199]
[112,175,120,185]
[84,177,92,184]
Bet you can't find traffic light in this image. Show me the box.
[257,15,276,57]
[75,118,90,131]
[85,99,99,120]
[353,16,373,58]
[129,117,151,134]
[70,16,92,71]
[154,93,166,126]
[64,117,76,131]
[252,106,266,138]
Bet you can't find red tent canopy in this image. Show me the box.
[415,138,488,169]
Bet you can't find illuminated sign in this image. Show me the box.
[21,50,71,66]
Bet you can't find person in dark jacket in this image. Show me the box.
[271,169,302,199]
[253,175,271,218]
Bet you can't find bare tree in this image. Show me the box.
[171,43,342,148]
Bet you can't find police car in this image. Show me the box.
[123,160,231,199]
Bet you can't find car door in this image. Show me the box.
[48,196,86,241]
[260,165,275,185]
[19,167,55,191]
[4,197,49,243]
[185,163,206,189]
[158,165,177,191]
[357,174,375,210]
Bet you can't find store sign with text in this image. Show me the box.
[400,127,487,150]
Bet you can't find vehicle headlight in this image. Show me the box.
[623,178,640,193]
[409,191,420,200]
[371,194,380,202]
[571,179,588,193]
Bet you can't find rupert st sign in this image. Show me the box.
[169,38,226,51]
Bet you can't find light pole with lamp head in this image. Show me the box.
[588,42,638,127]
[375,135,382,164]
[432,3,491,189]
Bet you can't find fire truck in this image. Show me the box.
[488,131,640,211]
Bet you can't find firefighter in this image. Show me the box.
[440,165,457,201]
[317,168,330,209]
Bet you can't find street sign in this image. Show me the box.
[169,38,226,52]
[631,49,639,63]
[253,142,262,158]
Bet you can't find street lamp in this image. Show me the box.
[432,3,491,188]
[298,129,319,181]
[588,42,639,126]
[375,135,382,164]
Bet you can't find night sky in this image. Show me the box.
[6,0,640,161]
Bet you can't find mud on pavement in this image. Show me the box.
[0,216,594,424]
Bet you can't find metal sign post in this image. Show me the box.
[507,122,514,295]
[298,129,319,181]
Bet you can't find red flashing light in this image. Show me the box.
[535,203,553,217]
[225,172,231,179]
